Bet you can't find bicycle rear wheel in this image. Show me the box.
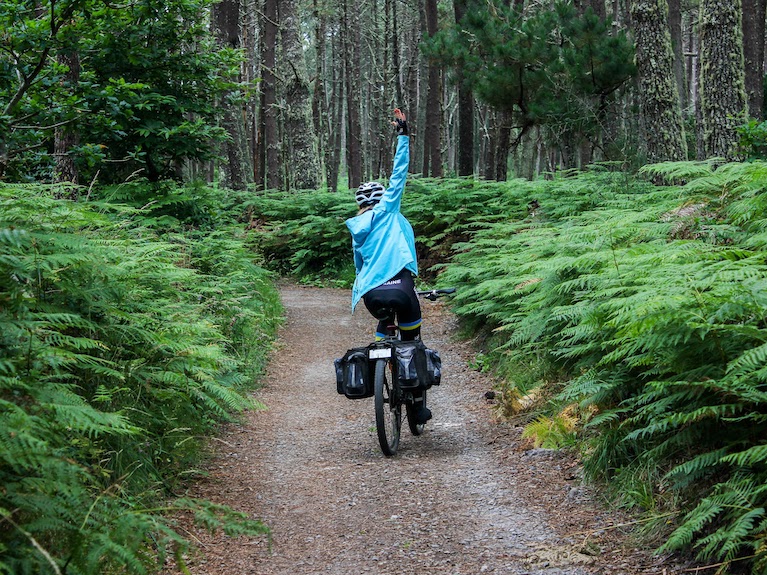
[374,358,401,456]
[406,389,427,436]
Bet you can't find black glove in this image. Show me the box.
[394,118,408,136]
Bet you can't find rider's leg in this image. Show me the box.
[363,269,422,340]
[363,272,431,423]
[374,316,394,340]
[395,271,422,341]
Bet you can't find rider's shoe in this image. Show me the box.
[415,406,432,424]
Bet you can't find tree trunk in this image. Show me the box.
[667,0,686,111]
[261,0,281,190]
[454,0,474,177]
[689,11,705,159]
[54,49,80,190]
[343,0,362,187]
[390,0,404,107]
[212,0,251,190]
[630,0,687,162]
[742,0,766,120]
[495,112,511,180]
[422,0,442,177]
[329,56,343,193]
[243,0,258,183]
[327,28,343,193]
[414,1,428,173]
[590,0,606,19]
[685,7,697,117]
[312,0,330,187]
[482,108,497,180]
[699,0,746,160]
[281,0,320,190]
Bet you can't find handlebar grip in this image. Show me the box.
[417,287,457,300]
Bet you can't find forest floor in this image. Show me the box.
[168,285,694,575]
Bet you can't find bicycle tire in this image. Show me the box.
[406,389,427,436]
[374,358,401,456]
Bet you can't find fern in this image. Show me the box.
[434,161,767,571]
[0,183,279,574]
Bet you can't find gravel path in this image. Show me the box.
[172,286,685,575]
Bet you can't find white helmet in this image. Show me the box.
[355,182,385,207]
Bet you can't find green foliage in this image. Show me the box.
[236,162,767,568]
[739,119,767,161]
[521,410,578,449]
[0,0,239,182]
[438,161,767,572]
[0,183,279,574]
[241,189,357,284]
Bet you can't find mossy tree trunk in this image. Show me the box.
[281,0,320,190]
[630,0,687,162]
[699,0,746,160]
[668,0,686,111]
[311,0,327,187]
[54,50,80,190]
[742,0,766,120]
[342,0,363,187]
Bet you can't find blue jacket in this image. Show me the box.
[346,135,418,311]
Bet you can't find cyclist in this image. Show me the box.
[345,109,431,423]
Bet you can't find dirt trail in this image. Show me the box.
[175,286,683,575]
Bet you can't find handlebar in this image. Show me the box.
[416,287,456,301]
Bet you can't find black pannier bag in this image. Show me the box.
[392,340,442,390]
[334,347,373,399]
[424,346,442,387]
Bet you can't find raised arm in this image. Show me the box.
[379,109,410,213]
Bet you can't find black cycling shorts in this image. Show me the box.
[362,268,422,341]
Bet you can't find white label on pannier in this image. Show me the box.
[369,348,392,359]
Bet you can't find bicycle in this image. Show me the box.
[366,287,455,456]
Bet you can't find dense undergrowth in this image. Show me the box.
[251,162,767,573]
[0,182,281,574]
[245,176,517,286]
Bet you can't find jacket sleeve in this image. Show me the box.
[379,135,410,213]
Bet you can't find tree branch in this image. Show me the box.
[13,117,78,131]
[3,0,84,117]
[7,142,48,157]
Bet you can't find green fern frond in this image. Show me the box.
[722,445,767,468]
[639,161,716,183]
